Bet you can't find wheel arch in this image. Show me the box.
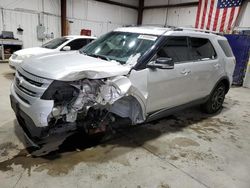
[110,94,147,125]
[211,76,230,95]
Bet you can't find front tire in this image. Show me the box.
[202,83,226,114]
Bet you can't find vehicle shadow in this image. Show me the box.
[14,106,215,158]
[42,102,236,157]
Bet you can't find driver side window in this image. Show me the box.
[157,37,190,63]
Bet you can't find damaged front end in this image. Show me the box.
[39,76,144,139]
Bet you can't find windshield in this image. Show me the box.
[42,37,69,49]
[80,32,158,64]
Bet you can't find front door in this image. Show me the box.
[146,36,196,113]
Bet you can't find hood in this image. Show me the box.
[15,47,53,56]
[21,51,131,81]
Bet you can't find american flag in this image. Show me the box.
[195,0,243,32]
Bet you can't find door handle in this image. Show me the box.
[181,69,191,75]
[214,64,221,69]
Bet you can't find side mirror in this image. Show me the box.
[62,46,71,51]
[147,57,174,69]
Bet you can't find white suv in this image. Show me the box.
[9,35,96,69]
[10,26,235,145]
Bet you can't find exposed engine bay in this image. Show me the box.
[43,76,144,137]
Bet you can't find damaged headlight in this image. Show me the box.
[41,81,79,104]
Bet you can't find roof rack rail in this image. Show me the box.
[136,24,178,29]
[176,27,223,35]
[138,24,170,28]
[141,24,164,27]
[164,25,177,29]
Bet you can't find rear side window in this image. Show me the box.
[218,40,234,57]
[157,37,190,63]
[189,37,216,60]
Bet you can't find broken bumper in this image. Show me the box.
[10,83,55,140]
[10,83,54,127]
[10,97,49,148]
[10,93,77,146]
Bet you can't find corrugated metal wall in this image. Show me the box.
[237,1,250,29]
[3,9,40,48]
[67,0,137,36]
[0,9,61,48]
[142,0,198,27]
[142,6,197,27]
[0,0,138,48]
[142,0,250,28]
[43,14,61,40]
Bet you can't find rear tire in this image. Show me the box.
[201,83,226,114]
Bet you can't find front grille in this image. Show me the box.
[18,71,43,87]
[15,76,37,97]
[16,84,36,97]
[14,69,53,102]
[16,93,30,104]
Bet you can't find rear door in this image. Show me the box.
[188,37,221,98]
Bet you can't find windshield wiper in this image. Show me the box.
[86,53,110,61]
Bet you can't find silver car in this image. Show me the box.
[10,26,235,145]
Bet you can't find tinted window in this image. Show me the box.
[190,38,216,60]
[218,40,234,57]
[66,39,88,50]
[42,37,68,49]
[157,37,189,63]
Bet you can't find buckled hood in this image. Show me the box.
[21,51,131,81]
